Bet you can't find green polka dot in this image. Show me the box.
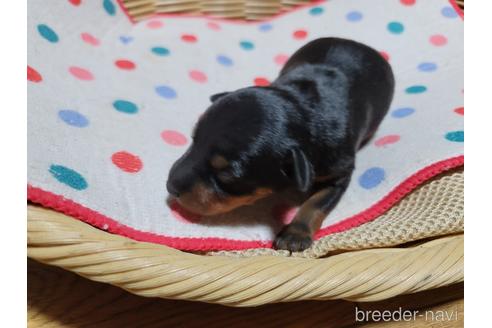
[405,85,427,94]
[37,24,59,43]
[151,47,170,56]
[239,41,255,50]
[103,0,116,16]
[387,21,404,34]
[309,7,324,16]
[49,165,88,190]
[445,131,464,142]
[113,100,138,114]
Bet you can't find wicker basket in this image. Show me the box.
[27,0,464,307]
[122,0,464,21]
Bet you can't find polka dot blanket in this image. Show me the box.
[27,0,464,251]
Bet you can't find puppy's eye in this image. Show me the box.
[217,171,235,184]
[210,155,229,170]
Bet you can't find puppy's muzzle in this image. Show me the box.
[166,180,180,198]
[167,179,272,216]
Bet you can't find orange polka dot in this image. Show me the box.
[27,66,42,82]
[111,151,143,173]
[254,77,270,86]
[181,34,197,43]
[400,0,416,5]
[115,59,136,70]
[293,29,308,40]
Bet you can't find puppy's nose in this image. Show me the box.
[166,180,180,198]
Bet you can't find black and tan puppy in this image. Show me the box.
[166,37,394,251]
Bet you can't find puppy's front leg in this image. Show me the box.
[274,176,351,252]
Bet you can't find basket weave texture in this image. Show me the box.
[121,0,464,21]
[28,204,463,306]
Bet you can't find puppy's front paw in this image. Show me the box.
[274,223,313,252]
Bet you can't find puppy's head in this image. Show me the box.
[166,87,314,216]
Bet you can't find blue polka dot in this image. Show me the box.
[359,167,386,189]
[217,55,233,66]
[405,85,427,94]
[240,41,255,50]
[346,11,363,22]
[391,107,415,118]
[309,7,324,16]
[151,46,170,56]
[259,23,273,32]
[445,130,464,142]
[441,6,458,18]
[37,24,59,43]
[155,86,177,99]
[119,35,133,44]
[49,164,88,190]
[103,0,116,16]
[417,62,438,72]
[58,110,89,127]
[387,21,405,34]
[113,100,139,114]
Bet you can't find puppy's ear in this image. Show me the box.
[283,148,313,193]
[210,92,230,102]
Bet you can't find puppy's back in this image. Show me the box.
[280,37,390,79]
[277,37,395,150]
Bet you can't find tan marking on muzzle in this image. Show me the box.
[177,182,272,216]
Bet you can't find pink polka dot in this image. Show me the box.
[272,204,298,225]
[189,70,207,83]
[111,151,143,173]
[274,54,289,65]
[454,107,464,116]
[161,130,188,146]
[81,32,100,46]
[115,59,136,70]
[254,77,270,86]
[207,22,221,31]
[170,200,202,223]
[146,20,163,29]
[400,0,416,5]
[379,51,390,61]
[293,29,308,40]
[429,34,448,46]
[69,66,94,81]
[181,34,198,43]
[374,134,401,147]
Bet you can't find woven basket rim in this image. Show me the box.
[27,204,463,306]
[118,0,464,22]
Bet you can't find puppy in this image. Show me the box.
[167,37,394,252]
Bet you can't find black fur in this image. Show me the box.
[167,38,394,246]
